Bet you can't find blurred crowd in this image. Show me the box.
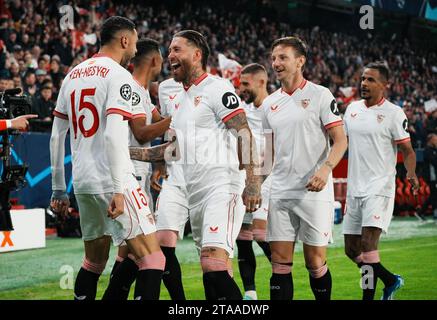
[0,0,436,148]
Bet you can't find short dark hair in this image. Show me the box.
[100,16,136,46]
[173,30,210,70]
[365,61,390,82]
[241,63,267,76]
[132,38,160,66]
[271,36,308,59]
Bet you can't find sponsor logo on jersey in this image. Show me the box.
[270,105,279,112]
[120,84,132,101]
[377,114,385,123]
[373,215,381,220]
[194,96,202,107]
[351,112,357,118]
[301,99,310,109]
[209,226,219,233]
[169,94,177,100]
[403,119,408,132]
[175,103,180,110]
[330,99,340,116]
[222,92,239,109]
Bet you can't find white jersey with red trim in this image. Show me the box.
[261,79,342,201]
[344,98,410,197]
[170,73,244,206]
[158,78,185,187]
[129,81,158,183]
[53,54,135,194]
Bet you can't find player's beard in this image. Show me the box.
[120,53,133,69]
[242,89,256,104]
[173,60,193,84]
[360,87,371,100]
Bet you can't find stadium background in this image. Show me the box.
[0,0,436,300]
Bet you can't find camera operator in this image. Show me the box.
[0,114,37,131]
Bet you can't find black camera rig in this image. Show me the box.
[0,88,32,231]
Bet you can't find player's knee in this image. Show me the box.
[237,228,253,241]
[200,256,228,273]
[82,257,107,275]
[344,246,361,261]
[252,228,267,242]
[157,230,178,247]
[360,238,378,252]
[306,262,328,278]
[135,251,166,271]
[271,261,293,274]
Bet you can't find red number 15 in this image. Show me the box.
[70,88,99,139]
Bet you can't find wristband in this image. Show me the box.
[6,120,12,129]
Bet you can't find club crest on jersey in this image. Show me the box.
[301,99,310,109]
[377,114,385,123]
[132,92,141,106]
[120,84,132,101]
[222,92,239,109]
[270,105,279,112]
[194,96,202,107]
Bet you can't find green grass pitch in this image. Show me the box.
[1,218,436,300]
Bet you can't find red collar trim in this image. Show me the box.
[281,78,307,96]
[364,97,385,108]
[184,73,208,91]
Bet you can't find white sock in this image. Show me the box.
[244,290,257,300]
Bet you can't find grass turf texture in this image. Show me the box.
[1,217,436,300]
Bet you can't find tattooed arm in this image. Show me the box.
[129,139,178,163]
[225,112,262,212]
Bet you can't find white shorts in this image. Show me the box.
[267,199,334,246]
[76,174,156,247]
[242,176,270,224]
[342,195,395,235]
[189,192,245,258]
[155,180,189,240]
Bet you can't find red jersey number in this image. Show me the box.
[70,88,99,139]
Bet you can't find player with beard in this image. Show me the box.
[342,61,419,300]
[236,63,272,300]
[261,36,348,300]
[102,38,172,300]
[50,17,167,300]
[164,30,262,300]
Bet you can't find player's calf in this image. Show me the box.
[74,257,107,300]
[133,251,166,300]
[201,248,242,300]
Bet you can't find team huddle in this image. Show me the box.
[49,16,419,301]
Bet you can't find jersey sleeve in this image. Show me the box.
[210,80,245,123]
[391,108,411,144]
[131,90,146,120]
[53,85,69,120]
[158,84,169,117]
[106,72,134,120]
[320,89,343,130]
[260,102,272,130]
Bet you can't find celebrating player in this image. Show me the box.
[50,17,165,300]
[262,36,347,300]
[236,63,272,300]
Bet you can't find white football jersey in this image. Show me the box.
[344,98,410,197]
[129,79,158,179]
[158,78,184,186]
[53,53,135,194]
[169,73,244,206]
[261,79,343,201]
